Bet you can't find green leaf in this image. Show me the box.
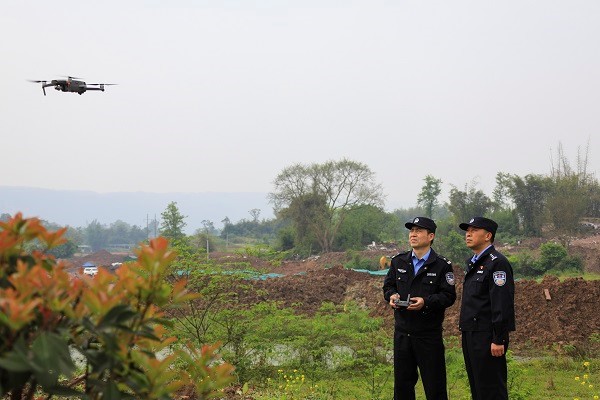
[103,381,123,400]
[0,337,33,372]
[30,332,75,389]
[97,305,137,329]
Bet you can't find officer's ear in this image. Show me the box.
[428,232,435,245]
[484,231,493,242]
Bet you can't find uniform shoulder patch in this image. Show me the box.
[493,271,507,286]
[445,272,455,285]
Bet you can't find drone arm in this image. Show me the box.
[85,86,104,92]
[41,82,53,96]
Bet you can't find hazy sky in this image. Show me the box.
[2,0,599,211]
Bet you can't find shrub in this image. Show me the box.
[343,251,379,271]
[0,213,234,399]
[509,250,542,277]
[537,242,568,272]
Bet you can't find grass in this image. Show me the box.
[532,271,600,282]
[248,356,600,400]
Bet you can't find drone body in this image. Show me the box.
[28,76,116,96]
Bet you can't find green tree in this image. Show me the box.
[546,143,597,238]
[509,174,550,236]
[269,159,384,252]
[546,175,587,240]
[279,192,329,253]
[492,172,515,211]
[84,219,108,251]
[201,219,216,235]
[417,175,442,218]
[447,182,492,224]
[334,205,388,250]
[46,238,78,258]
[249,209,261,223]
[160,201,187,240]
[436,229,471,264]
[108,219,131,245]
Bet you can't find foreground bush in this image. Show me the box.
[0,213,233,399]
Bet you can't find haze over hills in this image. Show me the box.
[0,186,273,233]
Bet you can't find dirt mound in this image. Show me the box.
[242,265,376,314]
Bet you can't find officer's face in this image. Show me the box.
[409,227,434,250]
[465,227,492,252]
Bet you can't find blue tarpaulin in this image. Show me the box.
[350,269,388,276]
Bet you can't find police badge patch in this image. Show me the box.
[493,271,507,286]
[445,272,455,285]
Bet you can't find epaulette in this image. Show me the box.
[488,251,499,261]
[391,250,410,259]
[438,254,453,265]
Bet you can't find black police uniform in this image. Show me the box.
[459,245,515,400]
[383,248,456,400]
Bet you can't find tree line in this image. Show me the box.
[5,144,597,263]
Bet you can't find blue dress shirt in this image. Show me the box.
[411,249,431,275]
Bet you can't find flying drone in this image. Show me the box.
[28,76,117,96]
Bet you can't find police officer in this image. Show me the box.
[383,217,456,400]
[459,217,515,400]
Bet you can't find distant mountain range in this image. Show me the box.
[0,186,274,233]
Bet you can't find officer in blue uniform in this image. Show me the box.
[383,217,456,400]
[459,217,515,400]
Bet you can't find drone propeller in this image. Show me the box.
[87,83,118,86]
[28,79,49,96]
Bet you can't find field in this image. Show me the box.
[69,240,600,399]
[180,249,599,399]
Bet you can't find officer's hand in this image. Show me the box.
[389,294,400,308]
[491,343,505,357]
[406,297,424,311]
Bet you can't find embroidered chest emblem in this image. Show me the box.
[427,272,437,277]
[397,269,407,273]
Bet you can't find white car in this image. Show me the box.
[83,266,98,276]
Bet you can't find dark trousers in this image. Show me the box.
[393,331,448,400]
[461,331,508,400]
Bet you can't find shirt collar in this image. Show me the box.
[411,248,431,263]
[472,245,493,263]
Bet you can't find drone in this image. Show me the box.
[28,76,116,96]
